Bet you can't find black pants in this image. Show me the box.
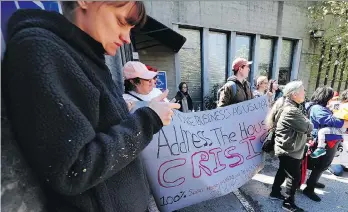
[306,141,340,192]
[272,155,301,203]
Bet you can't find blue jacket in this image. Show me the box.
[306,102,344,141]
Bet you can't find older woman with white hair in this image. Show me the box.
[266,80,313,212]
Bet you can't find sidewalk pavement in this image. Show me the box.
[240,151,348,212]
[149,191,248,212]
[149,146,348,212]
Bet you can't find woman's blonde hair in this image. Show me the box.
[256,76,268,89]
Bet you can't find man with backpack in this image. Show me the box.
[217,57,254,107]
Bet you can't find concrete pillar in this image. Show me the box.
[202,28,210,99]
[250,34,261,87]
[272,37,283,80]
[227,32,237,78]
[290,40,302,81]
[172,24,181,90]
[276,1,284,36]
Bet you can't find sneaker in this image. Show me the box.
[303,188,321,202]
[310,148,326,158]
[270,192,286,200]
[314,182,325,189]
[282,202,304,212]
[343,166,348,172]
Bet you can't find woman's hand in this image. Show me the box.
[342,120,348,128]
[149,90,181,126]
[126,100,135,111]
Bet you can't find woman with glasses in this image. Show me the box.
[123,61,168,103]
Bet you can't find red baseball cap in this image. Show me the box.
[145,65,158,72]
[232,57,253,71]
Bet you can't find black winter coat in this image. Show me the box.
[2,9,162,212]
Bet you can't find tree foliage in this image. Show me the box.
[307,1,348,93]
[308,1,348,47]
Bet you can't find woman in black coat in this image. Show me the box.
[1,2,179,212]
[173,82,193,112]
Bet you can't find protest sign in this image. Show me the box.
[141,96,269,212]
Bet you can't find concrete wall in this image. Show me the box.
[139,1,316,99]
[1,101,47,212]
[282,1,314,91]
[137,46,177,98]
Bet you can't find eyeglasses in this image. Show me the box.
[182,86,187,88]
[140,76,157,82]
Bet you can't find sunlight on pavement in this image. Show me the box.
[321,172,348,184]
[252,173,274,185]
[243,165,348,212]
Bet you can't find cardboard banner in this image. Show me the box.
[141,96,269,212]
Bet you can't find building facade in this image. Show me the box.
[136,1,317,109]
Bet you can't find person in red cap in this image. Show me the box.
[217,57,253,107]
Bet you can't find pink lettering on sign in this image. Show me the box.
[240,136,261,160]
[224,146,244,168]
[157,140,258,188]
[191,151,212,178]
[158,158,186,188]
[209,148,226,173]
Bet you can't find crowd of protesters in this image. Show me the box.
[1,1,347,211]
[216,57,348,212]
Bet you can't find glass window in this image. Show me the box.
[235,35,253,82]
[235,35,252,60]
[208,31,227,92]
[178,28,202,108]
[279,40,295,85]
[259,38,274,79]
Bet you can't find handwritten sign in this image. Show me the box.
[141,96,269,212]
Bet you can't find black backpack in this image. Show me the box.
[216,81,237,106]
